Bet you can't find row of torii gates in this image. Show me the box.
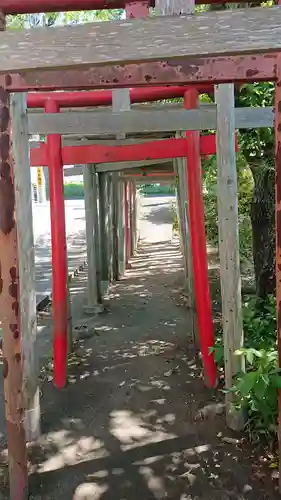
[1,0,281,498]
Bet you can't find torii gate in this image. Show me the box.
[1,1,281,498]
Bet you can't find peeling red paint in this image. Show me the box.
[0,53,278,91]
[0,10,28,500]
[10,323,19,339]
[3,358,8,378]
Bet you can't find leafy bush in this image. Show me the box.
[64,183,84,199]
[138,183,175,196]
[213,295,278,440]
[243,295,276,350]
[230,347,280,441]
[202,153,253,263]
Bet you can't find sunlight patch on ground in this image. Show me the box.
[109,409,177,451]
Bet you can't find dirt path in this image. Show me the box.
[1,197,279,499]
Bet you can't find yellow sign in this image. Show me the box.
[37,167,43,187]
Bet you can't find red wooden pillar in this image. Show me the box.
[184,89,216,387]
[124,182,130,267]
[123,0,148,264]
[45,99,68,389]
[128,181,133,257]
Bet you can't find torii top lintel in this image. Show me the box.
[27,85,213,108]
[0,7,281,78]
[0,0,255,14]
[30,134,238,167]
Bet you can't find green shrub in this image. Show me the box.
[64,183,84,199]
[138,183,175,196]
[213,295,278,441]
[231,347,280,441]
[202,153,253,263]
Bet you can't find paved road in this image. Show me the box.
[33,196,175,305]
[33,200,87,305]
[0,194,176,451]
[139,195,175,242]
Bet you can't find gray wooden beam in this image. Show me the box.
[121,176,174,182]
[28,107,216,135]
[64,166,83,176]
[0,7,281,74]
[30,137,168,149]
[28,106,274,136]
[62,159,174,177]
[11,93,41,442]
[215,83,245,431]
[28,102,215,114]
[28,137,170,149]
[96,158,173,173]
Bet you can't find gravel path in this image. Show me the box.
[0,196,279,499]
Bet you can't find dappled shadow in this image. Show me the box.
[0,198,277,499]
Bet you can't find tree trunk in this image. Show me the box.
[250,164,275,299]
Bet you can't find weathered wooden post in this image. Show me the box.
[83,163,102,313]
[175,150,197,346]
[107,174,113,282]
[118,178,126,275]
[0,10,28,499]
[45,99,68,389]
[112,172,119,281]
[215,84,245,430]
[174,146,189,278]
[112,87,131,276]
[11,93,41,442]
[98,172,110,295]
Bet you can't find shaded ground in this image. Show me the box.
[0,197,279,499]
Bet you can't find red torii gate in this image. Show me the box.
[30,135,222,166]
[29,86,217,392]
[30,130,238,390]
[0,1,253,497]
[27,85,213,107]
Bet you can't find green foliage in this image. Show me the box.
[235,83,274,166]
[6,9,123,31]
[243,295,276,350]
[231,347,280,440]
[64,183,84,200]
[138,183,175,196]
[212,295,278,440]
[203,153,253,263]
